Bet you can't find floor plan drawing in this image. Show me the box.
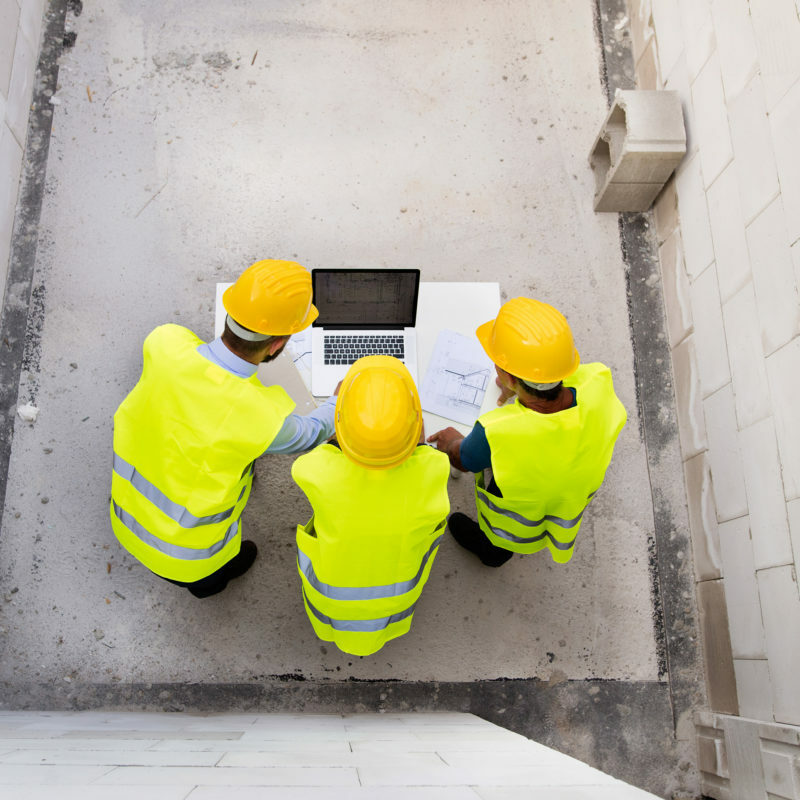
[420,330,494,425]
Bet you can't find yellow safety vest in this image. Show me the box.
[110,324,294,582]
[291,443,450,656]
[475,362,626,563]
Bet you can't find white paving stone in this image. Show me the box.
[0,749,222,767]
[669,335,707,459]
[18,0,46,59]
[189,790,481,800]
[474,786,661,800]
[765,337,800,500]
[745,196,800,356]
[4,25,35,147]
[683,452,722,581]
[769,79,800,247]
[738,417,793,570]
[749,0,800,109]
[95,765,360,786]
[0,0,20,97]
[0,120,23,294]
[659,228,692,347]
[651,0,685,81]
[794,234,800,287]
[675,153,714,279]
[218,751,443,769]
[756,566,800,724]
[0,712,663,797]
[728,76,781,225]
[0,764,114,784]
[710,0,759,103]
[688,263,730,396]
[357,761,617,787]
[9,790,190,800]
[706,163,752,303]
[663,53,698,157]
[154,739,350,753]
[721,283,772,429]
[733,659,774,721]
[691,51,733,188]
[678,0,715,82]
[788,498,800,564]
[717,516,766,658]
[350,739,533,754]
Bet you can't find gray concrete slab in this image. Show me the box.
[0,0,661,687]
[0,2,708,797]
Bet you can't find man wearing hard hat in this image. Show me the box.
[428,297,626,567]
[111,260,338,598]
[291,355,451,656]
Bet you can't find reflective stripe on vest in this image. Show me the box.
[478,511,575,549]
[302,588,418,632]
[111,501,239,559]
[478,489,596,532]
[296,534,444,601]
[113,453,253,527]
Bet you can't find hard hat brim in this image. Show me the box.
[222,284,319,336]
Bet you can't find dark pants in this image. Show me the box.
[158,557,241,598]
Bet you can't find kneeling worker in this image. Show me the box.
[428,297,626,567]
[291,356,450,656]
[111,260,338,598]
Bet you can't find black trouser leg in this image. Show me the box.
[157,541,257,598]
[160,562,233,598]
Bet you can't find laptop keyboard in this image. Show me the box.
[323,334,405,365]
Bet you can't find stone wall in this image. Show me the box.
[624,0,800,796]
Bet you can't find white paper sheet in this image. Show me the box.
[420,329,494,426]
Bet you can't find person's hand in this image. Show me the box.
[427,427,467,471]
[332,380,344,397]
[496,376,515,406]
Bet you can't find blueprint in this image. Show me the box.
[420,329,494,426]
[286,328,312,377]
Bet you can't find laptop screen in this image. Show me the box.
[312,269,420,328]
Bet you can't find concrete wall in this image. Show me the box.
[0,0,47,297]
[625,0,800,796]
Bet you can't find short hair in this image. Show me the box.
[511,374,563,402]
[222,320,282,358]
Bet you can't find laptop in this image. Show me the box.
[310,268,420,396]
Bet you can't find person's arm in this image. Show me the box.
[264,396,337,455]
[427,422,491,473]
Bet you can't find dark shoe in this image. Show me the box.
[179,542,258,598]
[225,540,258,580]
[448,513,513,568]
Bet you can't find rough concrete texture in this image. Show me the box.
[0,1,703,797]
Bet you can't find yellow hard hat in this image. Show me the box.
[222,259,318,336]
[476,297,580,383]
[335,356,422,470]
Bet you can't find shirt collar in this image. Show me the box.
[200,337,258,378]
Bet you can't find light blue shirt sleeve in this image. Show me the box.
[265,396,338,455]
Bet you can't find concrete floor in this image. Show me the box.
[0,1,698,796]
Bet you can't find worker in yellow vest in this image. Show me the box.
[428,297,626,567]
[291,356,450,656]
[111,260,340,598]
